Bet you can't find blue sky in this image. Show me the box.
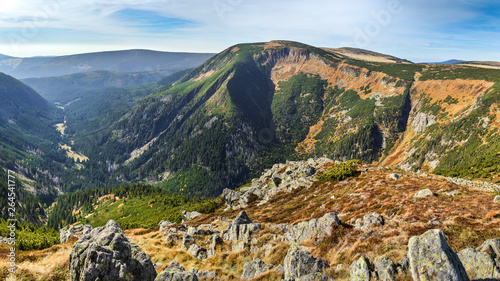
[0,0,499,62]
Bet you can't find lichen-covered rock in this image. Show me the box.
[155,260,197,281]
[181,211,202,222]
[354,212,384,231]
[69,220,156,281]
[396,257,409,275]
[414,188,434,198]
[241,258,283,280]
[196,270,217,280]
[272,212,340,244]
[407,229,469,281]
[187,244,208,261]
[458,248,500,280]
[60,224,93,244]
[350,256,371,281]
[479,238,500,264]
[389,173,401,180]
[374,257,396,281]
[283,246,331,281]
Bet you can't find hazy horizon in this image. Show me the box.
[1,0,499,63]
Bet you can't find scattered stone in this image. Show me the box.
[458,248,500,280]
[414,188,434,199]
[443,190,458,197]
[389,173,401,180]
[233,210,253,225]
[241,258,283,280]
[374,257,396,281]
[407,229,469,281]
[181,211,202,222]
[494,195,500,203]
[350,256,371,281]
[187,244,208,261]
[158,220,174,232]
[354,212,384,231]
[69,220,156,281]
[155,260,197,281]
[283,246,331,281]
[60,224,93,244]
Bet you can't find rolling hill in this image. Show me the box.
[0,49,215,79]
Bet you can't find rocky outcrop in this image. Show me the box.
[181,211,202,222]
[187,244,208,261]
[350,256,371,281]
[208,234,223,258]
[407,229,469,281]
[354,212,384,231]
[241,258,283,280]
[283,246,332,281]
[458,248,500,280]
[69,220,156,281]
[222,211,261,251]
[155,260,197,281]
[222,158,332,209]
[181,234,194,251]
[411,112,436,133]
[60,224,92,244]
[479,239,500,264]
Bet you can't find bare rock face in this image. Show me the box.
[407,229,469,281]
[155,260,197,281]
[283,246,332,281]
[60,224,93,244]
[458,248,500,280]
[221,188,242,209]
[411,112,436,133]
[69,220,156,281]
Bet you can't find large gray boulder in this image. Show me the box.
[374,256,396,281]
[181,211,201,222]
[272,213,340,244]
[223,211,260,250]
[407,229,469,281]
[458,248,500,280]
[350,256,371,281]
[241,258,283,280]
[69,220,156,281]
[155,260,197,281]
[60,224,93,244]
[221,188,242,209]
[283,246,332,281]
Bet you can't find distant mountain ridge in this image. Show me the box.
[0,49,215,79]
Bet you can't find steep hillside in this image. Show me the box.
[0,50,215,79]
[0,72,62,168]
